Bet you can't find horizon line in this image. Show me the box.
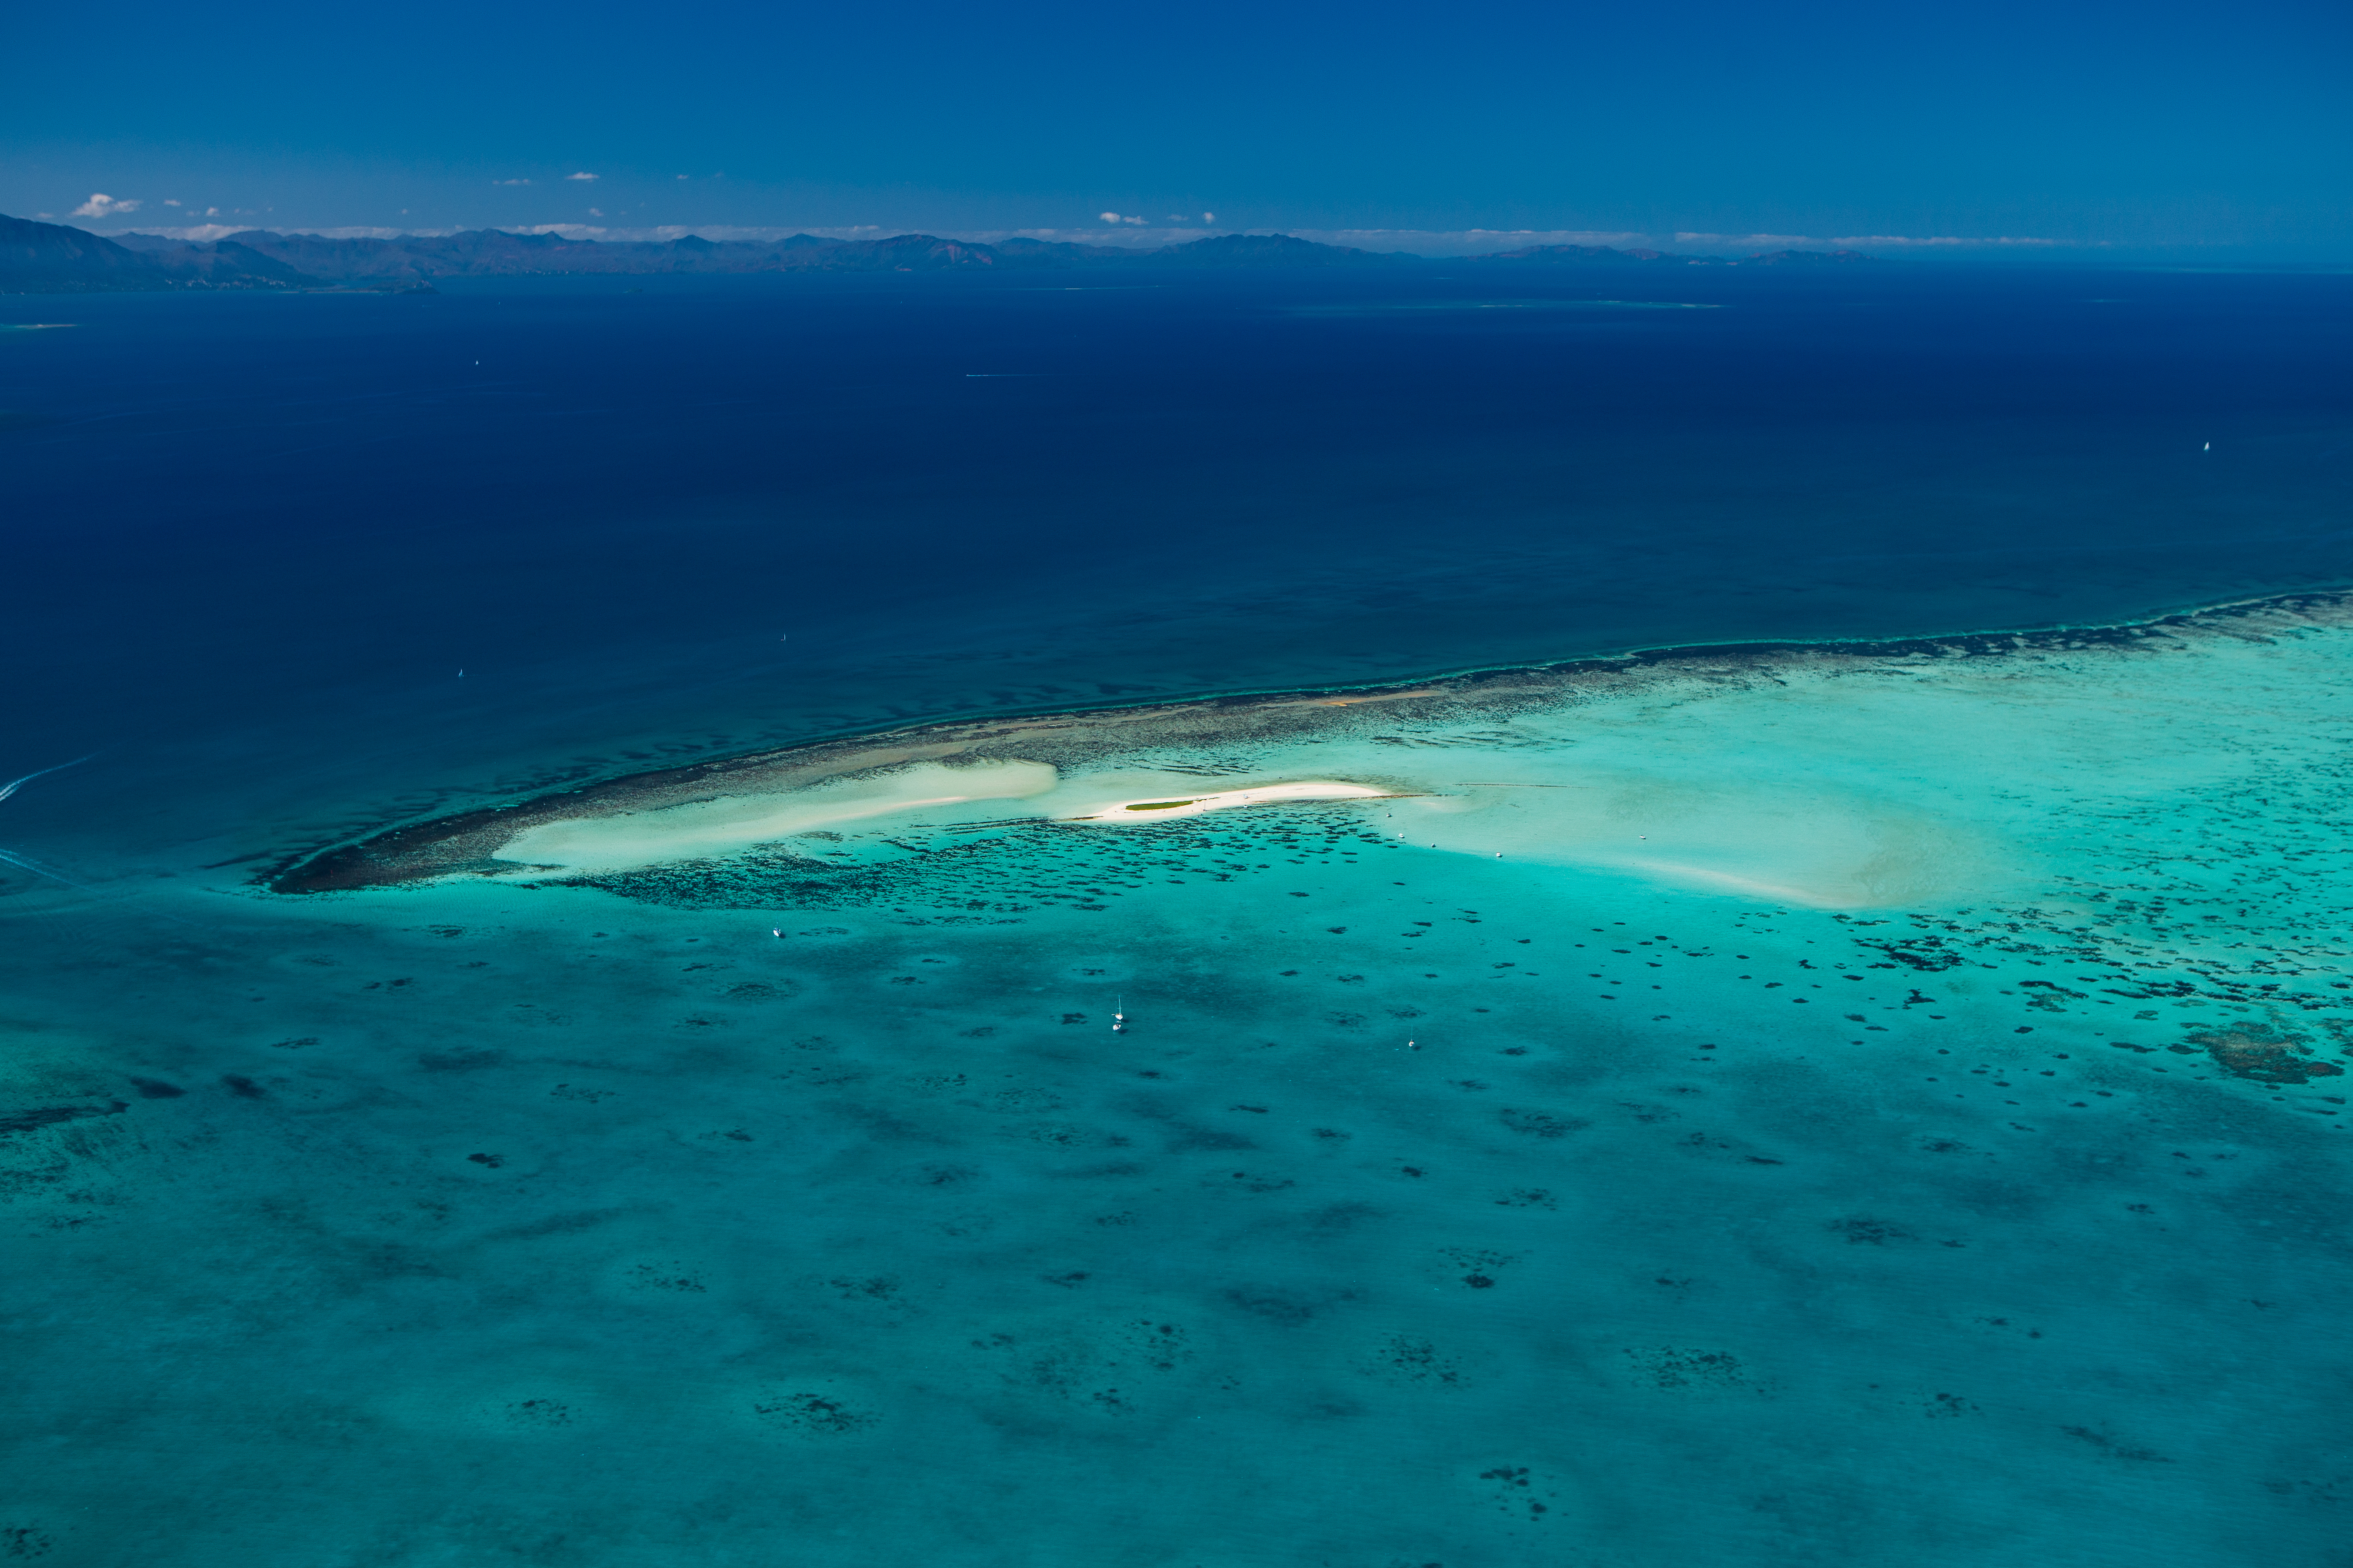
[68,219,2097,256]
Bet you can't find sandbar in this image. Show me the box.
[1062,782,1396,822]
[493,760,1057,877]
[262,590,2353,895]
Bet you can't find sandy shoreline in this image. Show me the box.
[264,589,2353,894]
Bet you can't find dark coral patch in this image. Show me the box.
[2187,1027,2345,1084]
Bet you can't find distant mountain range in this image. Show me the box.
[0,214,322,293]
[1,212,1871,293]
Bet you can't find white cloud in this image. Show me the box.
[1099,212,1119,223]
[113,223,245,240]
[566,171,599,182]
[962,225,1663,254]
[1672,230,2067,250]
[163,199,181,206]
[1674,231,1809,246]
[1202,212,1214,223]
[1831,233,2064,248]
[72,194,139,218]
[495,178,532,186]
[588,208,604,217]
[508,223,891,241]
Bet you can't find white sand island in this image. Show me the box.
[1063,782,1395,822]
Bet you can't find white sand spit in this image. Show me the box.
[1064,781,1394,823]
[493,760,1058,876]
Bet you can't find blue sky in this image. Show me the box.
[6,0,2349,251]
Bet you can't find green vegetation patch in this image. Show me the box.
[1125,800,1198,812]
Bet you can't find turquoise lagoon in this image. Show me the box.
[6,598,2350,1566]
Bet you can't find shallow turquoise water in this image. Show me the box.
[6,602,2348,1565]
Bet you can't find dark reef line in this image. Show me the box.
[262,589,2353,896]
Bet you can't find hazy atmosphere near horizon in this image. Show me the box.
[5,4,2353,1567]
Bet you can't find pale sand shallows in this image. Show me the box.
[490,767,1399,877]
[270,592,2353,899]
[1061,782,1396,823]
[492,760,1058,876]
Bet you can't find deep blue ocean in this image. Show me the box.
[4,265,2352,1567]
[5,263,2349,869]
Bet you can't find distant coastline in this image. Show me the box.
[1,212,1872,295]
[262,588,2353,896]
